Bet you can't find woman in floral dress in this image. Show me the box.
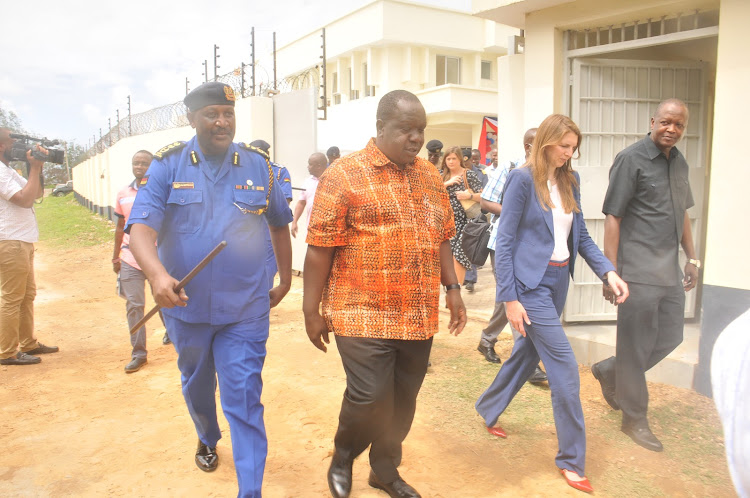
[440,145,483,286]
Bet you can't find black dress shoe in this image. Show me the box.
[527,366,548,384]
[0,352,41,365]
[477,344,501,364]
[621,424,663,452]
[327,454,353,498]
[591,361,620,410]
[25,342,59,355]
[162,332,172,345]
[124,357,147,373]
[464,282,475,293]
[368,471,421,498]
[195,441,218,472]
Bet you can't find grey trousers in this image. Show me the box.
[119,261,147,360]
[480,250,520,347]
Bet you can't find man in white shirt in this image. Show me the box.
[291,152,328,238]
[0,127,59,365]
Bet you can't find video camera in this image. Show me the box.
[9,134,65,165]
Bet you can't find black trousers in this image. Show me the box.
[602,282,685,426]
[333,336,432,483]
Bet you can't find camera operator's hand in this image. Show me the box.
[26,145,47,170]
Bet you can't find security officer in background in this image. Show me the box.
[249,139,293,288]
[127,82,293,498]
[426,139,443,167]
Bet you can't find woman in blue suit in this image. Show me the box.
[475,114,629,493]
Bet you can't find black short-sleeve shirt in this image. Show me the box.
[602,134,694,286]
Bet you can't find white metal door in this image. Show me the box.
[565,58,706,322]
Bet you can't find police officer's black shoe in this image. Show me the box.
[195,441,218,472]
[162,332,172,345]
[477,344,501,364]
[464,282,475,293]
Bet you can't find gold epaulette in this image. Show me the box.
[153,141,187,159]
[239,143,270,160]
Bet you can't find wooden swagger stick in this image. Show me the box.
[129,240,228,335]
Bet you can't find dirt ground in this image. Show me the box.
[0,242,736,497]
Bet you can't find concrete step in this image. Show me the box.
[445,265,699,390]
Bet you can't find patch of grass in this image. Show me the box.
[648,402,727,485]
[34,195,113,248]
[422,349,554,442]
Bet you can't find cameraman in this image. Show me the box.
[0,127,59,365]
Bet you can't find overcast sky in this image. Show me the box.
[1,0,471,145]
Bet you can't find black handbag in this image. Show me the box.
[461,213,491,266]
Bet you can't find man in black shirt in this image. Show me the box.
[594,99,699,452]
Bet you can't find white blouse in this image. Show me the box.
[549,182,573,261]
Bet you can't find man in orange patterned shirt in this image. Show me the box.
[303,90,467,498]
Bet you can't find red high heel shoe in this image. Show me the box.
[486,425,507,438]
[560,469,594,493]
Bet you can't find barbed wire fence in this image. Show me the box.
[84,60,323,161]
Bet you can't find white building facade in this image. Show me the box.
[276,0,517,158]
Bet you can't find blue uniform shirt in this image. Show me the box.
[127,136,293,325]
[272,162,293,202]
[264,162,293,286]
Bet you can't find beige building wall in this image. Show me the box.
[703,0,750,291]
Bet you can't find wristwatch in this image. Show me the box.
[687,258,701,269]
[444,283,461,291]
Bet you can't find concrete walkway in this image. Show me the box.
[445,265,699,390]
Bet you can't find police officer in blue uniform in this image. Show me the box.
[127,82,293,498]
[249,140,293,288]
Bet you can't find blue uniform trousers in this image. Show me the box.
[163,313,269,498]
[476,262,587,476]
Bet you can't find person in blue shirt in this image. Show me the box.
[249,139,293,288]
[127,82,293,498]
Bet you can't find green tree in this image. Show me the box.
[0,106,25,132]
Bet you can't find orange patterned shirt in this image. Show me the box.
[306,138,456,340]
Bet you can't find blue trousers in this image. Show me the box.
[163,313,269,498]
[475,262,587,476]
